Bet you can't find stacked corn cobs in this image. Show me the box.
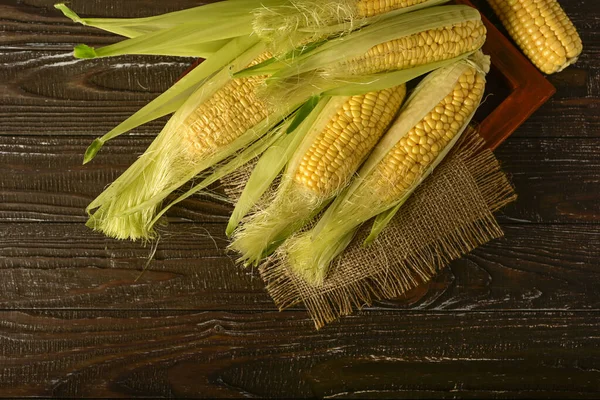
[57,0,579,286]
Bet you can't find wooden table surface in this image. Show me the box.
[1,0,599,397]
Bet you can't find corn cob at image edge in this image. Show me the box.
[229,85,407,265]
[486,0,582,74]
[282,52,491,285]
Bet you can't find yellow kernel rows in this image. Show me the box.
[356,0,430,18]
[183,52,273,157]
[293,85,406,196]
[487,0,582,74]
[340,20,487,75]
[371,67,485,202]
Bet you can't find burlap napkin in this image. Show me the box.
[225,128,516,329]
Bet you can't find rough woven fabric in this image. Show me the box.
[224,129,516,329]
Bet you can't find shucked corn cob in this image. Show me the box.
[281,52,490,285]
[229,85,407,264]
[486,0,582,74]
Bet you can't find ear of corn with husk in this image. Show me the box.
[251,0,450,52]
[241,5,486,109]
[277,51,490,285]
[85,42,286,241]
[485,0,582,74]
[228,84,407,265]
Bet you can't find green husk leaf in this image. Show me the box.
[234,38,328,79]
[252,0,450,53]
[83,35,258,164]
[364,201,404,246]
[56,1,286,38]
[73,17,253,60]
[226,98,331,236]
[287,95,322,134]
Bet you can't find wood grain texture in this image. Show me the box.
[2,136,598,224]
[0,223,598,312]
[0,310,598,398]
[0,0,599,398]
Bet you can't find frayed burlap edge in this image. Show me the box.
[258,128,517,329]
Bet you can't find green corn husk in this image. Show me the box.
[71,19,250,59]
[86,41,295,241]
[146,113,297,232]
[56,0,293,59]
[280,52,491,285]
[252,0,449,51]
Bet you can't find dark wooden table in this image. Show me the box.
[1,0,599,397]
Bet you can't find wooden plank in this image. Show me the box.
[0,0,218,49]
[0,310,598,398]
[1,223,598,311]
[0,51,191,137]
[494,138,600,224]
[1,136,598,224]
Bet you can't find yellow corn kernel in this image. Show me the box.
[294,86,406,196]
[486,0,582,74]
[338,20,487,75]
[356,0,430,17]
[183,52,272,156]
[372,66,485,201]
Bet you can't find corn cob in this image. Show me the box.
[182,53,272,158]
[86,46,276,241]
[333,20,487,76]
[229,85,406,264]
[486,0,582,74]
[293,87,406,193]
[280,52,490,285]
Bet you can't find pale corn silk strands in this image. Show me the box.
[224,128,516,329]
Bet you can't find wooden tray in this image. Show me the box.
[182,0,556,150]
[456,0,555,149]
